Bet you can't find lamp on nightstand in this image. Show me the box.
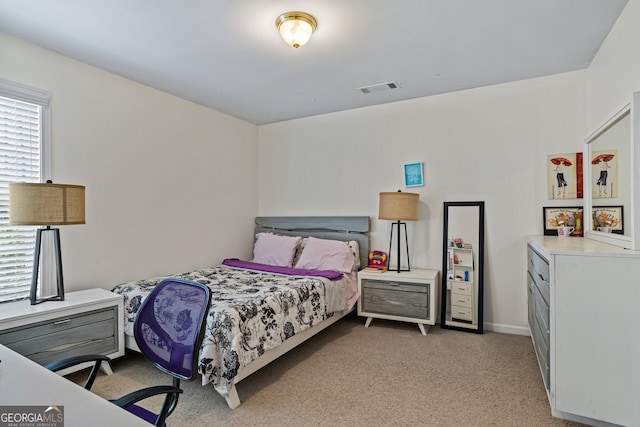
[9,181,85,305]
[379,191,419,273]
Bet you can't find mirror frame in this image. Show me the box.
[584,92,640,250]
[440,201,484,334]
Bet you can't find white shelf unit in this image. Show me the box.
[444,246,478,329]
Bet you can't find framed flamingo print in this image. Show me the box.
[590,149,618,198]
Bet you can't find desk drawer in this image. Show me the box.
[0,307,118,366]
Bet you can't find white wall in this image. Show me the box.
[259,71,587,333]
[4,0,638,332]
[588,0,640,129]
[0,33,259,291]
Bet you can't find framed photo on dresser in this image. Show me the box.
[542,206,582,235]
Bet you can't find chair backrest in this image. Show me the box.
[133,278,211,381]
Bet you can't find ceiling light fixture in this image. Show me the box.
[276,11,317,48]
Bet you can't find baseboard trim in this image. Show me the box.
[484,322,530,336]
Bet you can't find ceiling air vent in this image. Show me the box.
[357,81,400,94]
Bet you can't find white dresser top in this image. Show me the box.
[528,235,640,258]
[0,288,121,324]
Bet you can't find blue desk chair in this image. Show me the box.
[47,278,211,426]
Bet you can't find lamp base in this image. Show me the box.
[387,221,411,273]
[31,295,64,305]
[30,227,65,305]
[389,268,411,273]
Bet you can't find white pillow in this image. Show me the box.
[347,240,360,271]
[294,237,355,273]
[294,238,360,271]
[252,233,302,267]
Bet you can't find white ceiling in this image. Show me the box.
[0,0,628,125]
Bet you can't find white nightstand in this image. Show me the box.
[0,288,124,374]
[357,269,439,335]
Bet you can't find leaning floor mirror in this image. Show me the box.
[441,201,485,334]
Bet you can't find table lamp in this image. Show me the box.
[378,191,419,273]
[9,181,85,305]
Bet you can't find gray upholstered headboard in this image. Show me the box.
[255,216,370,268]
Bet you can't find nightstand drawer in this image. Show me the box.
[362,279,428,293]
[362,286,428,319]
[0,307,118,366]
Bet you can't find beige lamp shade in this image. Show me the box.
[379,191,419,221]
[9,182,85,226]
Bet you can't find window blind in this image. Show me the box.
[0,95,41,302]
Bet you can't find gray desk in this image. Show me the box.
[0,344,149,427]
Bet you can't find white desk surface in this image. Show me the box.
[0,344,149,427]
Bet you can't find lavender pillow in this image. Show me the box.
[294,236,355,273]
[252,233,302,267]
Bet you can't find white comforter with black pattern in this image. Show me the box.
[112,265,351,396]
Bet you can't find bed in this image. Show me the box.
[112,216,369,409]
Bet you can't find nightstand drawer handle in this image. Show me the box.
[53,319,72,325]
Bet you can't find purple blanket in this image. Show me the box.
[222,258,343,281]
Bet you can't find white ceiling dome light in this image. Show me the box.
[275,12,317,48]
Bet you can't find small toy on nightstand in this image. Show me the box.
[362,250,388,273]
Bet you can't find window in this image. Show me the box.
[0,78,51,303]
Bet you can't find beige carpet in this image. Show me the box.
[68,314,583,426]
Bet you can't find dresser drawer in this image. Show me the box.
[527,245,550,304]
[0,307,118,366]
[449,280,473,296]
[531,314,550,390]
[362,285,428,319]
[534,286,550,342]
[527,273,536,331]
